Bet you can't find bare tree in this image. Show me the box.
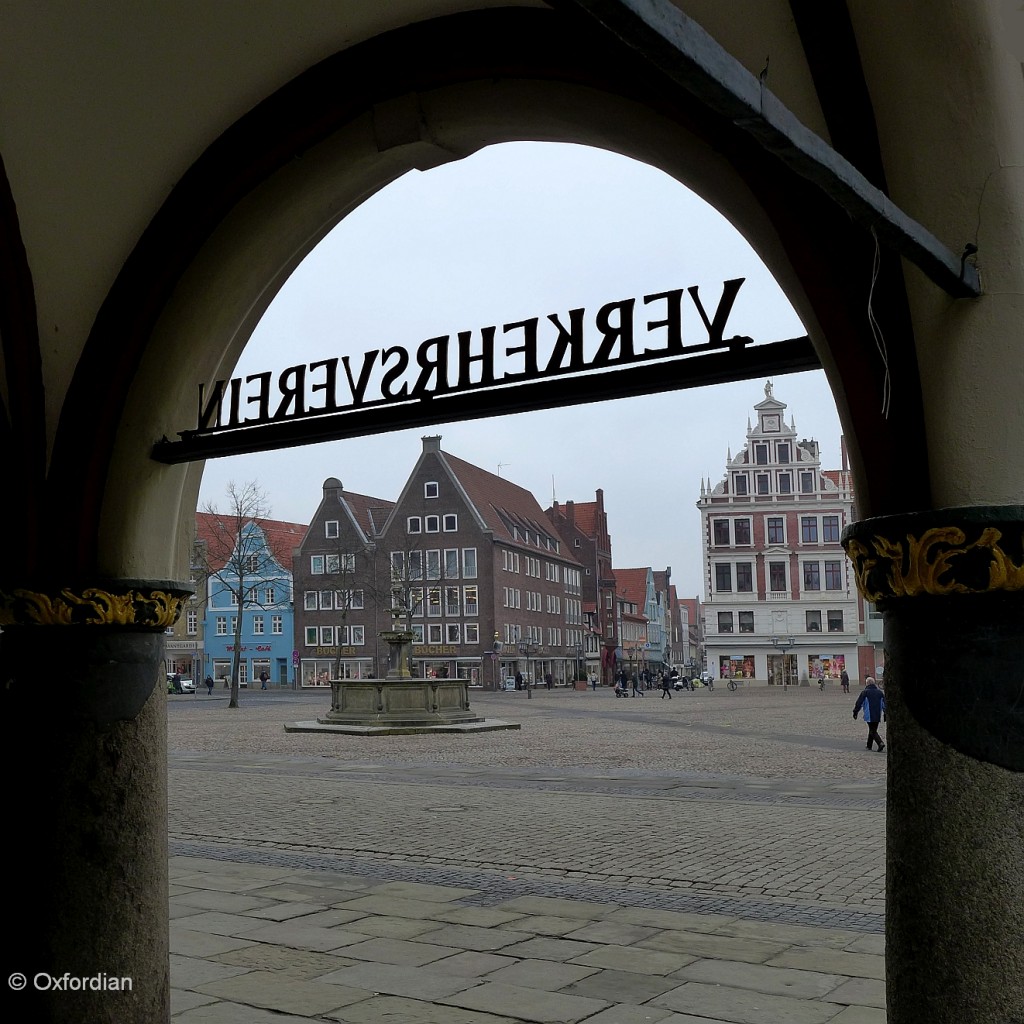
[198,481,273,708]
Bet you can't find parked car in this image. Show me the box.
[166,674,195,693]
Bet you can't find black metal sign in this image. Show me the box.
[152,277,817,463]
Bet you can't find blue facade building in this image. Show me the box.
[197,513,306,687]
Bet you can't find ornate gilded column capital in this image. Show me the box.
[0,579,193,629]
[842,506,1024,604]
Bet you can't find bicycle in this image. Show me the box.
[726,678,742,691]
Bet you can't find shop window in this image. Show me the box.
[823,515,841,542]
[715,563,732,592]
[407,516,422,533]
[718,611,734,633]
[713,519,730,545]
[735,518,751,544]
[732,562,750,592]
[424,481,439,498]
[803,562,821,590]
[827,610,844,632]
[325,520,339,538]
[825,560,843,590]
[806,610,822,632]
[738,611,754,633]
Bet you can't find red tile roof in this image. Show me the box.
[195,511,307,571]
[340,490,395,537]
[614,567,651,608]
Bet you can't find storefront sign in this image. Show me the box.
[153,278,816,462]
[413,644,458,655]
[313,646,359,656]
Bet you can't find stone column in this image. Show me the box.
[0,581,190,1024]
[844,509,1024,1023]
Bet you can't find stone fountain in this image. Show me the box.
[285,613,519,736]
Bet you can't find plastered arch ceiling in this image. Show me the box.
[38,7,923,575]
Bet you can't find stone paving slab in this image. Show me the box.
[676,957,845,998]
[193,970,370,1015]
[767,946,886,980]
[317,961,481,1000]
[826,976,887,1008]
[324,994,523,1023]
[637,928,789,963]
[482,957,599,991]
[441,980,611,1023]
[651,980,844,1024]
[236,921,372,952]
[213,944,356,979]
[334,936,463,966]
[171,928,260,958]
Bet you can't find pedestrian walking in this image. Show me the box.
[515,670,523,691]
[631,671,643,697]
[589,673,598,692]
[660,671,672,699]
[853,677,886,751]
[205,674,214,695]
[259,669,269,690]
[840,669,850,694]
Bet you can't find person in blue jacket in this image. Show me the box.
[853,677,886,751]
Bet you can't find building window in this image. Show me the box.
[713,520,730,545]
[325,520,339,538]
[825,560,843,590]
[444,549,459,579]
[767,517,784,544]
[320,626,335,645]
[215,616,227,636]
[464,585,479,616]
[777,473,792,494]
[734,518,751,545]
[407,516,422,533]
[804,562,821,590]
[823,515,841,542]
[769,562,787,592]
[186,610,197,635]
[827,610,844,632]
[424,481,439,498]
[408,551,423,580]
[574,538,581,547]
[463,548,477,578]
[738,611,754,633]
[755,444,769,465]
[264,587,275,605]
[715,563,732,592]
[351,625,365,645]
[427,588,442,616]
[465,623,479,644]
[806,610,822,632]
[736,562,753,592]
[777,444,790,463]
[756,474,770,494]
[445,586,460,616]
[253,616,264,635]
[443,514,458,532]
[733,474,748,495]
[800,471,815,493]
[425,515,440,533]
[316,589,331,610]
[718,611,734,633]
[246,554,260,573]
[427,623,443,644]
[304,626,317,646]
[229,616,237,635]
[271,615,283,634]
[408,587,424,616]
[801,517,818,543]
[426,550,441,579]
[310,555,324,575]
[446,623,461,644]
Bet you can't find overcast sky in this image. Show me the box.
[198,142,843,596]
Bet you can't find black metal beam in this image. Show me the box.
[151,336,818,463]
[553,0,981,299]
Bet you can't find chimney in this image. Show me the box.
[566,500,575,526]
[421,435,442,453]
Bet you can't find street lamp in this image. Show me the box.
[492,631,503,691]
[574,641,584,687]
[770,635,796,691]
[518,638,537,699]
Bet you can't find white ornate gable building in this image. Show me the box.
[697,382,861,686]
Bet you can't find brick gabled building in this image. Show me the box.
[547,490,619,685]
[292,477,395,686]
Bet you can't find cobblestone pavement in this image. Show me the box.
[167,685,888,1022]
